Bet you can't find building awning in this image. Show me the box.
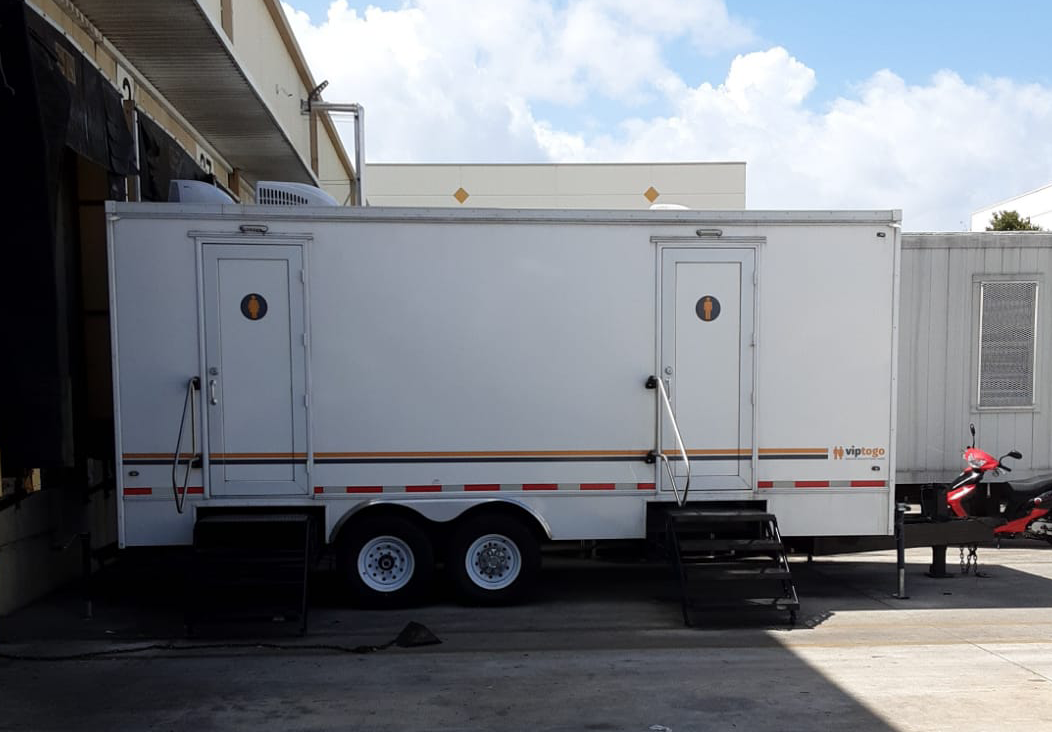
[73,0,315,185]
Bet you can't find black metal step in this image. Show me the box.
[683,566,792,580]
[677,538,783,553]
[664,506,799,626]
[187,513,315,635]
[686,597,800,611]
[667,508,777,524]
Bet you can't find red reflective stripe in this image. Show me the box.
[523,483,557,491]
[176,486,203,495]
[124,487,152,496]
[850,480,886,487]
[313,486,324,494]
[637,483,656,490]
[465,484,500,491]
[346,486,383,494]
[406,485,442,493]
[757,481,774,488]
[795,481,829,488]
[580,483,615,490]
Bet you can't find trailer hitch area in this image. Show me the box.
[645,375,658,390]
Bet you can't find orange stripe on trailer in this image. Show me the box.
[211,452,307,459]
[313,449,645,459]
[346,486,383,494]
[406,485,442,493]
[523,483,558,491]
[465,484,500,491]
[758,448,829,455]
[124,487,152,496]
[580,483,615,490]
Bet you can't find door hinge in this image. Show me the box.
[751,391,755,406]
[753,270,758,286]
[304,393,311,407]
[300,269,306,283]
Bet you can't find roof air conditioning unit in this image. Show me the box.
[169,180,234,204]
[256,181,340,206]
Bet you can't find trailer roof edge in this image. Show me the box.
[106,202,901,226]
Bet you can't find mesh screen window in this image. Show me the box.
[978,281,1038,407]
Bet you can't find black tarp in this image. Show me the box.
[137,113,211,203]
[0,0,195,468]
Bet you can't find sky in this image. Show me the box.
[283,0,1052,230]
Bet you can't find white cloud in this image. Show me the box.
[285,1,1052,230]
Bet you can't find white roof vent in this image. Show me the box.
[256,181,340,206]
[169,180,234,204]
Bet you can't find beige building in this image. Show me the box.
[366,163,747,210]
[0,0,357,614]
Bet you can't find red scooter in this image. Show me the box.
[945,425,1052,544]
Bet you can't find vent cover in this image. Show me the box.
[978,281,1038,407]
[256,181,339,206]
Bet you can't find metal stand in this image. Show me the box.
[893,504,909,598]
[926,545,953,578]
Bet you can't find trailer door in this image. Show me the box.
[202,243,310,496]
[660,248,754,491]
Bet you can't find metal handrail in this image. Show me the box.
[171,377,200,514]
[649,375,692,506]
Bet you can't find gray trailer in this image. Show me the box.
[897,232,1052,487]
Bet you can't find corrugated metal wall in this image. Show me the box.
[898,232,1052,483]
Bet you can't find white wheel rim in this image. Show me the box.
[465,534,521,590]
[358,535,415,592]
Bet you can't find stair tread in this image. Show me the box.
[677,539,783,551]
[687,597,800,610]
[667,509,777,524]
[683,566,792,579]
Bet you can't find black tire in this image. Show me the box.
[337,515,434,607]
[448,513,540,605]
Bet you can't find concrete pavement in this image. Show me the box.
[2,543,1051,731]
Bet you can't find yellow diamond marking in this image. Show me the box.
[453,187,470,204]
[644,186,659,203]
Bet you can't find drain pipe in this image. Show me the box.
[302,96,366,206]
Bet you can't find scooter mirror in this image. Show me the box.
[969,423,976,447]
[1008,450,1023,460]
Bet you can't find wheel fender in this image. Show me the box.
[328,497,553,544]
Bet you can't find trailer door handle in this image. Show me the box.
[209,379,218,405]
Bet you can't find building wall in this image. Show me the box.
[366,163,746,209]
[30,0,354,203]
[971,183,1052,231]
[223,0,354,203]
[1,0,353,617]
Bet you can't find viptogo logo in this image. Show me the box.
[833,445,886,460]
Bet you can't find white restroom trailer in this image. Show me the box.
[107,203,901,602]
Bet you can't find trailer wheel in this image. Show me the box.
[338,516,434,606]
[449,514,540,605]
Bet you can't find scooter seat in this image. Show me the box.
[1006,473,1052,497]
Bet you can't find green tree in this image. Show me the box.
[986,210,1042,231]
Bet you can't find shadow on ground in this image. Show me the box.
[3,541,1051,644]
